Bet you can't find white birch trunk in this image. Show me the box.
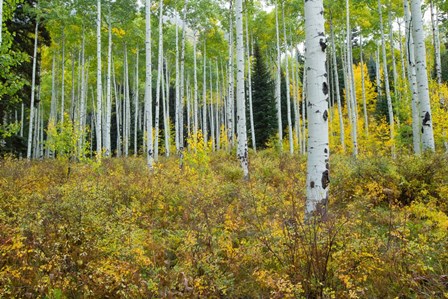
[105,12,112,156]
[203,42,208,144]
[301,58,307,154]
[410,0,435,151]
[179,0,188,153]
[27,21,39,160]
[305,0,329,217]
[360,35,368,135]
[193,32,198,142]
[145,0,154,168]
[378,0,396,158]
[124,44,131,157]
[404,0,421,154]
[330,20,345,152]
[227,5,234,148]
[20,103,24,137]
[134,48,139,156]
[235,0,249,179]
[282,4,293,154]
[245,16,255,151]
[60,30,66,124]
[154,0,163,161]
[175,18,180,151]
[430,0,443,106]
[275,0,283,146]
[388,10,398,95]
[79,29,86,153]
[96,0,102,155]
[164,58,170,156]
[161,58,168,156]
[70,53,75,122]
[346,0,358,156]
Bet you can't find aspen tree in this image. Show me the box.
[304,0,329,218]
[96,0,102,155]
[105,9,112,156]
[404,0,421,154]
[227,2,234,148]
[275,0,282,147]
[145,0,154,168]
[282,2,293,154]
[60,30,65,124]
[410,0,435,151]
[27,21,39,160]
[235,0,249,179]
[330,18,345,152]
[134,49,139,156]
[154,0,163,161]
[203,42,207,144]
[378,0,395,158]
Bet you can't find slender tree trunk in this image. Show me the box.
[209,74,215,150]
[404,0,421,154]
[430,0,443,106]
[105,12,112,156]
[330,18,345,152]
[245,16,255,151]
[360,34,368,135]
[125,44,131,157]
[388,9,398,95]
[61,29,66,123]
[378,0,395,158]
[227,3,234,149]
[134,47,139,156]
[79,33,87,155]
[164,58,170,156]
[175,16,180,151]
[304,0,329,218]
[346,0,358,156]
[96,0,102,155]
[275,0,283,147]
[154,0,163,161]
[0,0,3,46]
[410,0,435,151]
[20,103,24,137]
[202,41,207,144]
[301,58,307,154]
[145,0,154,168]
[179,0,188,156]
[70,52,76,122]
[50,53,57,123]
[193,32,198,144]
[235,0,249,179]
[282,3,293,154]
[27,21,39,160]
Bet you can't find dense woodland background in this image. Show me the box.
[0,0,448,297]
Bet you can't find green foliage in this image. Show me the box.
[250,43,277,149]
[1,151,447,298]
[45,118,89,160]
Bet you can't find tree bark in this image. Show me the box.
[378,0,396,158]
[96,0,103,155]
[304,0,329,218]
[27,21,39,160]
[330,19,345,152]
[275,0,283,147]
[235,0,249,179]
[145,0,154,168]
[410,0,435,151]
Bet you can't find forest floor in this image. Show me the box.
[1,150,447,298]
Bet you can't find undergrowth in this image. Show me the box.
[0,151,447,298]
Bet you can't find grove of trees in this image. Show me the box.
[1,0,448,297]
